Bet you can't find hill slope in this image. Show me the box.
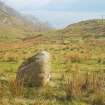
[18,19,105,44]
[61,19,105,38]
[0,1,52,41]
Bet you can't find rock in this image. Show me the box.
[16,51,51,87]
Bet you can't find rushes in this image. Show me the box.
[65,79,74,100]
[65,70,105,101]
[33,99,49,105]
[65,72,84,99]
[0,84,4,99]
[90,91,105,105]
[9,79,24,97]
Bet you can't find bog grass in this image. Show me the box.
[0,37,105,105]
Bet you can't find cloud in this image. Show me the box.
[50,0,78,4]
[24,10,104,28]
[3,0,51,11]
[4,0,105,12]
[42,0,105,12]
[3,0,80,11]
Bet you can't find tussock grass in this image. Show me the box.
[0,35,105,105]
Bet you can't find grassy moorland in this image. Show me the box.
[0,19,105,105]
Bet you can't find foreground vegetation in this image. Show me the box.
[0,33,105,105]
[0,18,105,105]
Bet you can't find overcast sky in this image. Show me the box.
[3,0,105,28]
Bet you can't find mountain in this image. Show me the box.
[0,1,104,43]
[0,1,52,41]
[61,19,105,38]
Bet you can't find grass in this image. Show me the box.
[0,39,105,105]
[1,19,105,42]
[9,79,24,97]
[0,19,105,105]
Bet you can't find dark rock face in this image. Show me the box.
[16,51,51,87]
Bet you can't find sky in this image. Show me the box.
[3,0,105,28]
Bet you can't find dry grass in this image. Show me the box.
[65,70,105,101]
[9,79,24,97]
[90,91,105,105]
[0,35,105,105]
[64,50,91,63]
[0,85,4,99]
[33,99,49,105]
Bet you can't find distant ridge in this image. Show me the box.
[61,19,105,38]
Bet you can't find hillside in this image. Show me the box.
[0,1,52,41]
[60,19,105,38]
[0,16,105,105]
[0,3,104,43]
[0,19,105,105]
[15,19,105,45]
